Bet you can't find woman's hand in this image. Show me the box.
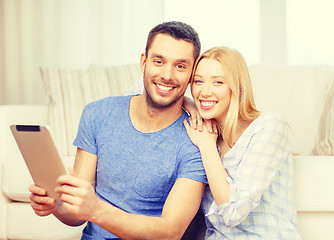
[183,118,218,150]
[183,96,217,133]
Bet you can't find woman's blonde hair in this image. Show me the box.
[191,46,261,147]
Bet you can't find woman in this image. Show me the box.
[183,47,301,239]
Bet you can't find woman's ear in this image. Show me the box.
[140,53,147,73]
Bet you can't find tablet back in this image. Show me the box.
[10,125,66,199]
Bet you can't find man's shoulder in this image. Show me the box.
[175,110,190,126]
[89,95,130,106]
[174,111,199,149]
[85,95,131,111]
[80,96,131,123]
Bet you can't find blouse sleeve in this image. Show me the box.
[207,112,292,227]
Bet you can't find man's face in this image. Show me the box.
[140,34,195,109]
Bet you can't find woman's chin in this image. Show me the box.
[199,112,214,120]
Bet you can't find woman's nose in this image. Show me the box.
[200,83,212,97]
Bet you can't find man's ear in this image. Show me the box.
[140,52,147,73]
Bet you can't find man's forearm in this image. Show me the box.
[93,200,185,240]
[53,200,86,227]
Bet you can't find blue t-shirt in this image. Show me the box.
[73,95,207,239]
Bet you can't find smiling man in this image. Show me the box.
[29,21,207,240]
[141,33,195,111]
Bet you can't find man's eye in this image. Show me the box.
[177,64,186,69]
[154,60,163,65]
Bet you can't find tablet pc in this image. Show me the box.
[10,125,67,199]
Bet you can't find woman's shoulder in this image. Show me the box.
[258,111,285,122]
[253,111,288,133]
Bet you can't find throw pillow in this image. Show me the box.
[40,64,142,157]
[313,81,334,155]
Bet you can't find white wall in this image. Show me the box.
[163,0,334,65]
[287,0,334,64]
[164,0,261,65]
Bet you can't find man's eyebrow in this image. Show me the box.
[151,53,164,59]
[150,53,192,64]
[177,59,192,64]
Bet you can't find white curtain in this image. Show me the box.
[0,0,164,105]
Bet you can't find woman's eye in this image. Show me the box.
[193,80,203,84]
[214,81,224,85]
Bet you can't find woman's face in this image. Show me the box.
[191,58,232,122]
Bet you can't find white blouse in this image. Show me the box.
[202,112,301,239]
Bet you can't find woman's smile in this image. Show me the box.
[199,100,217,110]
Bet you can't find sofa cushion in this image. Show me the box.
[6,202,85,239]
[2,156,75,202]
[313,81,334,155]
[1,155,32,202]
[293,155,334,212]
[249,64,334,155]
[40,64,142,157]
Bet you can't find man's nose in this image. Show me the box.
[161,64,174,81]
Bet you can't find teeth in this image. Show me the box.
[201,101,216,107]
[157,84,173,91]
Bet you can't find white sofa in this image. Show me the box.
[1,64,334,239]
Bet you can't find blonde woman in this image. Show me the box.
[183,47,301,239]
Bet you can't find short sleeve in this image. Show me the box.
[176,121,208,184]
[73,98,113,155]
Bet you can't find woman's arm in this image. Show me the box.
[183,119,231,205]
[182,96,217,133]
[185,114,291,227]
[182,96,203,130]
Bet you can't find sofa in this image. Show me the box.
[1,64,334,239]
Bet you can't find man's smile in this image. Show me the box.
[155,83,175,94]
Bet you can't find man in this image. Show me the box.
[29,21,207,239]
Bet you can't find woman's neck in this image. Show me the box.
[217,117,253,156]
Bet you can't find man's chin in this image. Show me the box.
[146,94,183,110]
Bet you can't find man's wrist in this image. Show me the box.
[91,198,109,225]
